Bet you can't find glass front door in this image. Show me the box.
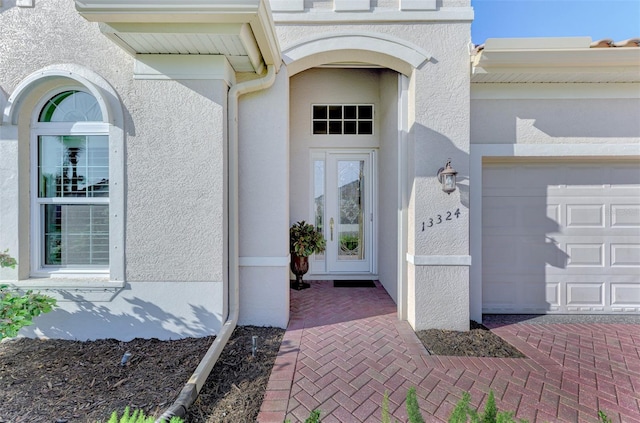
[312,151,374,273]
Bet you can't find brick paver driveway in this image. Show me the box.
[258,281,640,423]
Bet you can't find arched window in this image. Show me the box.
[32,90,110,272]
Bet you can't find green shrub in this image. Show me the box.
[448,391,524,423]
[102,407,183,423]
[1,250,57,340]
[0,249,17,269]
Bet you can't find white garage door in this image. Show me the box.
[482,160,640,314]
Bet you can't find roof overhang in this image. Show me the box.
[75,0,281,75]
[472,37,640,83]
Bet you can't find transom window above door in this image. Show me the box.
[312,104,374,135]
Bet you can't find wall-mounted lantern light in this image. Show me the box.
[437,159,458,194]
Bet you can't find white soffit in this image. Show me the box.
[472,37,640,83]
[75,0,281,74]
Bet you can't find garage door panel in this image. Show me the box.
[566,205,605,228]
[611,244,640,267]
[611,283,640,309]
[482,161,640,315]
[612,205,640,227]
[566,243,604,267]
[566,282,605,308]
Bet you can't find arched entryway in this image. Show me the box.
[284,32,429,318]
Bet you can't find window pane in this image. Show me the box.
[313,121,327,134]
[344,121,357,134]
[344,105,357,119]
[314,159,325,261]
[329,121,342,134]
[358,105,373,119]
[313,105,327,119]
[328,105,342,120]
[358,121,373,135]
[39,135,109,198]
[44,204,109,266]
[39,91,103,122]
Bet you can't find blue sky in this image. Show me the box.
[471,0,640,45]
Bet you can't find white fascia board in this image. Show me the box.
[400,0,436,11]
[75,0,263,20]
[133,55,236,84]
[334,0,370,12]
[76,0,281,71]
[269,0,303,12]
[483,37,592,51]
[474,48,640,71]
[471,83,640,100]
[248,0,282,70]
[273,7,474,23]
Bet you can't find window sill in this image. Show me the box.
[6,278,126,301]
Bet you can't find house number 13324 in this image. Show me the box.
[422,209,461,230]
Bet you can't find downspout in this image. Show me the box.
[156,64,277,422]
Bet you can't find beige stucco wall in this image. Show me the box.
[0,0,225,340]
[469,82,640,322]
[282,14,472,330]
[471,86,640,145]
[238,69,291,328]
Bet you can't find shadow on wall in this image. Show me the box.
[482,163,584,314]
[414,125,470,210]
[473,100,640,143]
[20,289,220,341]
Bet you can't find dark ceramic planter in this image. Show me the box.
[290,254,310,290]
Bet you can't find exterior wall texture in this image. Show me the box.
[279,7,473,330]
[469,82,640,321]
[0,0,226,340]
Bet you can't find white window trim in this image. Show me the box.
[1,64,125,288]
[311,104,375,136]
[30,89,111,278]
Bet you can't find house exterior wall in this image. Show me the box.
[378,70,401,302]
[3,0,477,338]
[469,82,640,321]
[238,69,290,328]
[279,5,473,330]
[0,0,226,340]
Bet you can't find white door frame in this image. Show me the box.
[308,149,377,277]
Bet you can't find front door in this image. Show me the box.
[311,151,375,274]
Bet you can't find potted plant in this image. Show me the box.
[290,221,326,290]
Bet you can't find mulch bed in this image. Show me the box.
[0,326,284,423]
[415,320,525,358]
[0,321,522,422]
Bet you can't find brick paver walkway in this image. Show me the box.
[257,281,640,423]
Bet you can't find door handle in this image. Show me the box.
[330,217,334,241]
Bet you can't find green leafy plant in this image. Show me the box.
[382,391,398,423]
[406,387,426,423]
[101,407,183,423]
[290,221,326,257]
[284,409,321,423]
[448,391,524,423]
[598,410,612,423]
[0,249,17,269]
[0,250,57,340]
